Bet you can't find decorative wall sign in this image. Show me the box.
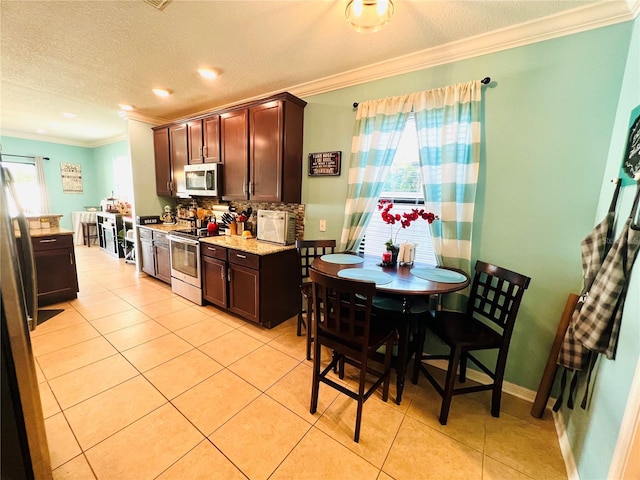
[621,104,640,186]
[308,151,341,176]
[60,162,83,193]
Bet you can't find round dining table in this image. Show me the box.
[311,253,470,404]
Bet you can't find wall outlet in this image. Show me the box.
[319,219,327,232]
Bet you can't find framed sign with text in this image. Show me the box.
[620,104,640,185]
[308,151,341,176]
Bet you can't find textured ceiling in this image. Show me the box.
[0,0,634,146]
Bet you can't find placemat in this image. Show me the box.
[320,254,364,264]
[411,267,467,283]
[338,268,393,285]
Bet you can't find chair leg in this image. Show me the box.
[459,352,467,382]
[354,357,369,443]
[491,356,508,417]
[297,310,304,337]
[310,333,322,415]
[440,347,463,425]
[382,337,393,402]
[305,296,313,361]
[411,322,427,384]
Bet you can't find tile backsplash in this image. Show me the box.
[198,199,305,239]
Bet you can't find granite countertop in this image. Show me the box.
[138,223,295,255]
[15,227,74,238]
[200,235,295,255]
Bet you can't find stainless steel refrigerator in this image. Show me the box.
[1,164,52,479]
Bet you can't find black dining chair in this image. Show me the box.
[295,239,336,360]
[411,260,531,425]
[309,268,397,443]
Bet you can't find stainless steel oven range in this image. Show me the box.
[166,229,206,305]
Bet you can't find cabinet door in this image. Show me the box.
[34,248,78,306]
[153,127,172,196]
[250,100,283,202]
[221,109,249,200]
[187,119,204,164]
[140,238,156,277]
[228,264,259,324]
[202,256,227,308]
[169,124,189,197]
[203,115,221,163]
[154,235,172,284]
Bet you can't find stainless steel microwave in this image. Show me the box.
[257,210,296,245]
[184,163,221,196]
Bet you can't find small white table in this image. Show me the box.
[71,211,97,245]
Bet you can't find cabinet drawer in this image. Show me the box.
[228,249,259,269]
[201,244,227,261]
[153,231,168,246]
[32,234,73,252]
[139,228,152,240]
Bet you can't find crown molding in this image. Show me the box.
[288,0,639,99]
[125,110,171,127]
[0,129,127,149]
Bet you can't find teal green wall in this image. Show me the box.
[562,15,640,480]
[301,21,632,395]
[1,136,128,229]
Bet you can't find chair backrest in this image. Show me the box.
[467,260,531,341]
[296,239,336,281]
[309,268,376,347]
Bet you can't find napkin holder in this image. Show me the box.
[399,243,416,266]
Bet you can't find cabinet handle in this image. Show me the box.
[69,253,74,265]
[221,268,225,281]
[228,268,232,281]
[207,246,216,252]
[236,253,247,259]
[251,182,255,195]
[39,239,57,243]
[167,181,171,191]
[203,145,208,157]
[199,146,203,157]
[242,182,247,195]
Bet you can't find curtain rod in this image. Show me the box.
[352,76,492,109]
[1,153,50,161]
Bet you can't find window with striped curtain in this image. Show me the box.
[358,114,438,266]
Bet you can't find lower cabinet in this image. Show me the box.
[201,244,227,309]
[139,228,171,284]
[31,234,79,306]
[201,244,299,328]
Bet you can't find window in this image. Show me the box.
[1,161,42,215]
[360,114,438,265]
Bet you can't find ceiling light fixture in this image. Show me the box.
[61,112,76,119]
[118,104,134,111]
[198,68,219,80]
[345,0,394,33]
[152,88,171,98]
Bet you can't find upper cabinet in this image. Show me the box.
[188,115,221,164]
[152,92,304,201]
[221,92,306,203]
[153,127,172,196]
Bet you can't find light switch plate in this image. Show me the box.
[319,219,327,232]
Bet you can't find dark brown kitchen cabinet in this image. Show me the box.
[187,116,221,164]
[201,243,227,308]
[153,127,171,196]
[169,124,188,196]
[139,228,171,284]
[202,245,299,328]
[228,250,260,324]
[220,109,249,200]
[30,234,78,306]
[221,92,306,203]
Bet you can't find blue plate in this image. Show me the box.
[411,267,467,283]
[320,254,364,265]
[337,268,393,285]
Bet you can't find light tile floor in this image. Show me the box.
[35,245,567,480]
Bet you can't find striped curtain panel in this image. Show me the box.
[339,95,413,251]
[414,80,482,311]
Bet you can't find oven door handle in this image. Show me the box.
[167,235,200,247]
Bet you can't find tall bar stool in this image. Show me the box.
[81,221,98,247]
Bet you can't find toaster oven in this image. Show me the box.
[257,210,296,245]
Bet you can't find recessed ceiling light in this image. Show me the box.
[118,104,134,111]
[36,128,47,134]
[61,112,76,119]
[198,68,219,80]
[152,88,171,97]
